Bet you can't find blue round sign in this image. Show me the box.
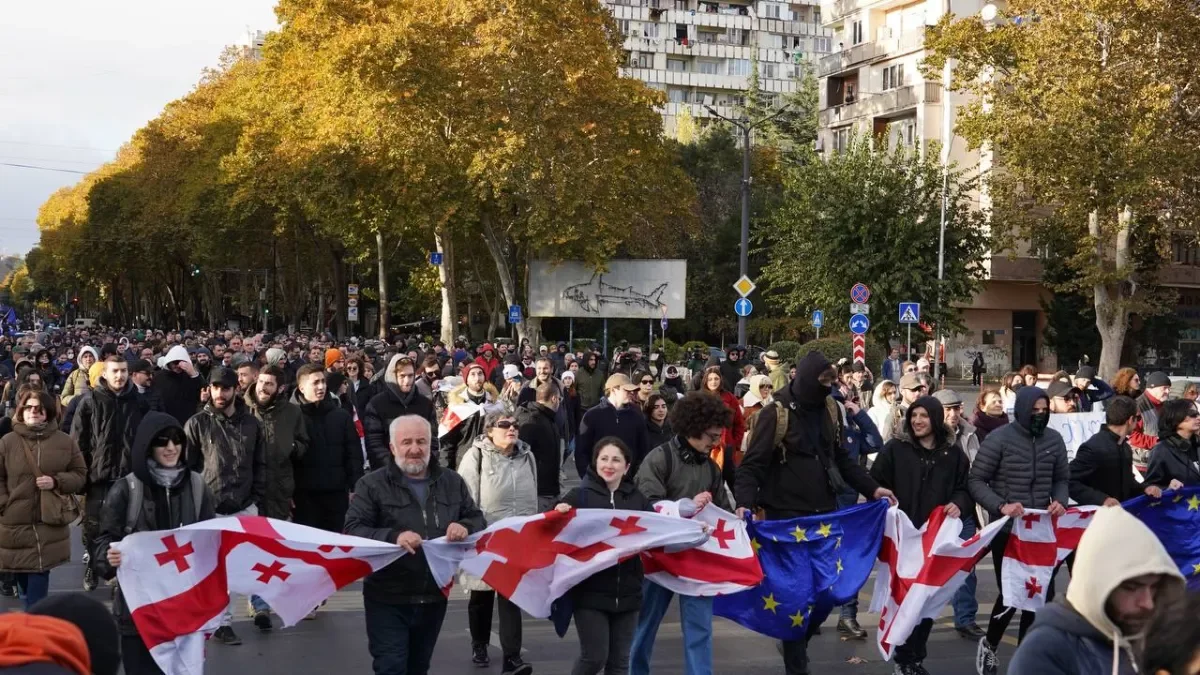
[734,298,753,317]
[849,313,870,334]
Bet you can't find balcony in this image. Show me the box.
[824,82,941,123]
[826,0,874,24]
[876,26,927,57]
[663,101,742,119]
[622,67,749,90]
[816,40,881,77]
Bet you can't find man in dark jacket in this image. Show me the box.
[516,382,564,511]
[734,351,894,675]
[1008,506,1184,675]
[243,364,309,631]
[1130,371,1172,473]
[969,385,1070,674]
[153,344,203,426]
[93,411,217,669]
[575,374,650,479]
[629,392,734,675]
[345,414,485,675]
[719,346,743,393]
[518,357,573,444]
[184,366,266,646]
[1072,366,1115,413]
[71,356,149,592]
[363,354,438,470]
[869,396,972,674]
[292,363,363,537]
[575,352,606,410]
[1070,395,1149,506]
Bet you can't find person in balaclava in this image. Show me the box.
[734,351,895,675]
[969,385,1070,675]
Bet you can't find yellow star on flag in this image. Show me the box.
[751,538,762,553]
[835,536,842,550]
[792,526,808,542]
[836,558,844,574]
[789,610,805,627]
[1175,494,1185,503]
[762,593,780,614]
[1192,563,1200,576]
[1188,495,1200,511]
[817,522,833,538]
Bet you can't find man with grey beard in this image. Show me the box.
[345,415,486,675]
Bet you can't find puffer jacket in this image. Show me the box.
[561,470,654,612]
[245,385,308,518]
[0,423,87,572]
[70,378,150,485]
[58,346,97,406]
[457,437,539,591]
[291,389,363,494]
[184,401,267,515]
[968,386,1069,519]
[363,354,438,470]
[92,412,216,635]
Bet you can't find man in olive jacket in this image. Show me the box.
[345,414,485,675]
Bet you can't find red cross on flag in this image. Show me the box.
[1000,506,1098,612]
[114,516,406,674]
[641,499,763,596]
[422,507,708,618]
[870,506,1009,660]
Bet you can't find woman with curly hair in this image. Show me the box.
[699,366,744,474]
[1113,367,1142,400]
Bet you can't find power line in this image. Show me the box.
[0,139,117,153]
[0,155,106,167]
[0,162,88,174]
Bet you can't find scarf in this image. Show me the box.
[147,459,186,488]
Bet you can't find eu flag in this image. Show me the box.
[714,499,888,640]
[1123,487,1200,590]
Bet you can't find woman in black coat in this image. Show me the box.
[555,437,654,675]
[643,394,672,450]
[1145,398,1200,489]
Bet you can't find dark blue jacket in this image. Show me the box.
[575,398,650,479]
[1008,602,1137,675]
[832,390,881,464]
[1077,377,1115,413]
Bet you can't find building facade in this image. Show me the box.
[604,0,833,138]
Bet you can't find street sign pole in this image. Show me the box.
[817,325,820,340]
[907,324,912,363]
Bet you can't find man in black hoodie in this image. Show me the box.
[735,351,894,675]
[719,346,744,393]
[363,354,437,470]
[869,396,972,675]
[71,356,150,593]
[93,412,216,673]
[291,363,363,535]
[516,381,564,510]
[153,344,203,426]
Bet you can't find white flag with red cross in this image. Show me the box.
[422,507,709,618]
[871,506,1009,660]
[641,500,763,596]
[1000,506,1099,612]
[114,516,405,675]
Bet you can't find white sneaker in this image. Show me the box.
[976,637,998,675]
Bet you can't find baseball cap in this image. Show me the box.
[932,389,963,407]
[208,367,237,388]
[1146,371,1171,388]
[899,373,924,391]
[503,364,521,380]
[604,373,639,392]
[1045,380,1079,399]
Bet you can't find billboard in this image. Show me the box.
[528,260,687,319]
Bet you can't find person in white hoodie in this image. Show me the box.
[153,344,203,426]
[1006,506,1185,675]
[59,345,98,406]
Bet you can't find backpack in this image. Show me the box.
[774,397,848,491]
[124,472,206,535]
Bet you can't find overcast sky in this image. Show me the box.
[0,1,280,255]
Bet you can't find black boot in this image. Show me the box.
[837,617,867,640]
[472,643,489,668]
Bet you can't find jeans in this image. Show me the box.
[220,504,258,627]
[629,581,713,675]
[15,571,50,610]
[573,606,639,675]
[364,598,447,675]
[951,516,979,627]
[894,618,934,665]
[468,590,523,658]
[250,595,271,614]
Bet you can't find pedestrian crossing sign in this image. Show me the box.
[898,302,920,324]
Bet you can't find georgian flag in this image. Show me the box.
[114,516,405,675]
[1000,506,1098,612]
[437,400,504,438]
[422,508,709,618]
[643,500,763,596]
[871,506,1009,660]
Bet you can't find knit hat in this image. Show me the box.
[325,348,344,369]
[0,613,91,675]
[561,371,575,385]
[1146,371,1171,388]
[30,593,120,675]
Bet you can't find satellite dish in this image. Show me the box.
[980,4,998,21]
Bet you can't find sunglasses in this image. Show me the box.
[1189,412,1200,419]
[641,379,654,385]
[493,420,517,430]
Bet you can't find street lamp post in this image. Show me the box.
[933,0,953,387]
[704,103,792,347]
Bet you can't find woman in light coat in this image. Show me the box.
[868,380,899,448]
[456,411,539,674]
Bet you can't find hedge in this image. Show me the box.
[799,336,886,370]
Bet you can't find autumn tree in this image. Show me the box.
[925,0,1200,377]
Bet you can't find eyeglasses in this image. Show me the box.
[424,370,440,378]
[641,379,654,385]
[1188,411,1200,419]
[493,420,516,430]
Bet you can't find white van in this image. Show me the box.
[74,318,97,329]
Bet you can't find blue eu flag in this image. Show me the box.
[1123,486,1200,590]
[714,499,888,641]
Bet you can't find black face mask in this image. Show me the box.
[1029,411,1050,437]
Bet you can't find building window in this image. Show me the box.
[851,20,864,44]
[833,127,851,154]
[1175,238,1200,266]
[762,33,784,49]
[762,63,778,79]
[668,88,687,103]
[729,59,752,76]
[619,20,631,36]
[674,0,688,9]
[698,59,720,74]
[763,2,781,19]
[814,37,832,52]
[882,63,905,90]
[667,58,687,72]
[904,121,916,146]
[814,8,821,23]
[643,23,660,38]
[630,52,650,68]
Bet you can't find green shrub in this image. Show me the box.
[767,340,803,364]
[799,336,885,370]
[679,340,709,363]
[652,338,684,364]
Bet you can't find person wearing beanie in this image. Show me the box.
[29,593,121,675]
[869,396,972,672]
[1072,365,1114,413]
[441,363,501,469]
[732,351,894,675]
[0,613,92,675]
[970,386,1070,673]
[1130,371,1173,473]
[324,348,345,374]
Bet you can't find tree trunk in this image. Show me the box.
[377,230,390,340]
[1091,207,1131,380]
[479,207,527,344]
[435,227,457,345]
[331,247,348,339]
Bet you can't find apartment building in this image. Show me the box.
[604,0,834,138]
